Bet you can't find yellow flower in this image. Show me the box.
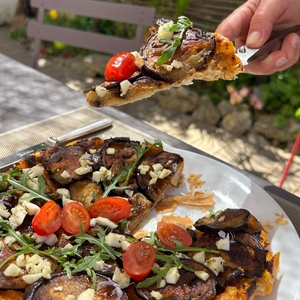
[49,10,58,20]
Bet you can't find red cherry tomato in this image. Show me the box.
[89,197,131,223]
[123,241,156,281]
[105,52,137,81]
[32,201,62,236]
[157,222,193,248]
[62,202,90,234]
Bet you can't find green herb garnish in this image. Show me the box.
[156,16,193,66]
[208,209,222,217]
[137,254,195,288]
[101,139,163,198]
[145,231,220,254]
[0,168,50,201]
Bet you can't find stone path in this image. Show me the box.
[1,26,300,197]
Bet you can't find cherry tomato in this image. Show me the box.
[62,202,90,234]
[157,222,193,248]
[105,52,137,81]
[32,201,62,236]
[89,197,131,223]
[123,241,156,281]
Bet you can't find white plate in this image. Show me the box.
[140,148,300,300]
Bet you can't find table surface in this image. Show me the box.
[1,53,299,238]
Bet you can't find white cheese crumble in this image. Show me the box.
[106,147,116,155]
[112,267,131,285]
[22,273,43,284]
[74,166,93,176]
[22,201,40,215]
[194,270,209,281]
[92,167,112,183]
[60,170,70,179]
[152,163,163,174]
[157,21,174,40]
[0,203,11,219]
[78,288,95,300]
[161,64,173,72]
[216,234,230,251]
[95,86,107,98]
[93,260,105,271]
[131,51,141,59]
[53,286,63,291]
[121,240,131,251]
[105,232,126,248]
[65,295,76,300]
[120,80,132,97]
[158,168,172,179]
[135,57,144,69]
[137,164,150,175]
[204,257,225,276]
[18,193,31,204]
[193,251,205,264]
[28,165,44,179]
[9,204,27,229]
[165,267,180,284]
[92,216,118,229]
[56,188,70,199]
[3,263,24,276]
[151,291,163,300]
[124,189,134,197]
[171,60,183,69]
[89,149,97,154]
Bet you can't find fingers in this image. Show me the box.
[246,0,289,47]
[244,33,300,75]
[216,2,255,41]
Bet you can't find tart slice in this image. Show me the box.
[84,17,244,108]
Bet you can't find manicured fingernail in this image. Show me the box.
[275,57,287,67]
[247,31,261,45]
[291,35,300,48]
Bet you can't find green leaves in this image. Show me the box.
[136,254,195,288]
[156,16,193,66]
[208,209,222,218]
[144,231,220,254]
[71,225,122,260]
[0,168,50,202]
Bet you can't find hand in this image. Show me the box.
[216,0,300,75]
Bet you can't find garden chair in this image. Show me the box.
[27,0,156,68]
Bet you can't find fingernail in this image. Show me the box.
[247,31,261,45]
[291,35,300,49]
[275,57,287,67]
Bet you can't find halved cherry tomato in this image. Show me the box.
[62,202,90,234]
[32,200,62,236]
[89,197,131,223]
[157,222,193,248]
[123,241,156,281]
[105,52,137,81]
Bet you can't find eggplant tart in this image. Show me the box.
[83,17,244,108]
[0,137,279,300]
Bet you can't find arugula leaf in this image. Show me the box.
[137,254,195,288]
[145,231,220,254]
[92,191,98,201]
[0,168,21,191]
[124,139,163,186]
[118,219,127,233]
[71,225,122,260]
[208,209,222,217]
[156,16,193,66]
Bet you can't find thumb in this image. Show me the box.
[246,0,285,47]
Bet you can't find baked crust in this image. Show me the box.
[84,20,244,108]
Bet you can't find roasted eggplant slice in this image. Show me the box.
[66,137,104,152]
[124,193,153,233]
[44,146,86,186]
[24,272,128,300]
[192,231,266,279]
[69,179,103,210]
[141,25,216,84]
[99,138,138,176]
[194,209,250,232]
[136,151,184,203]
[135,259,216,300]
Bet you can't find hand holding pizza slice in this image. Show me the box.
[83,16,244,108]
